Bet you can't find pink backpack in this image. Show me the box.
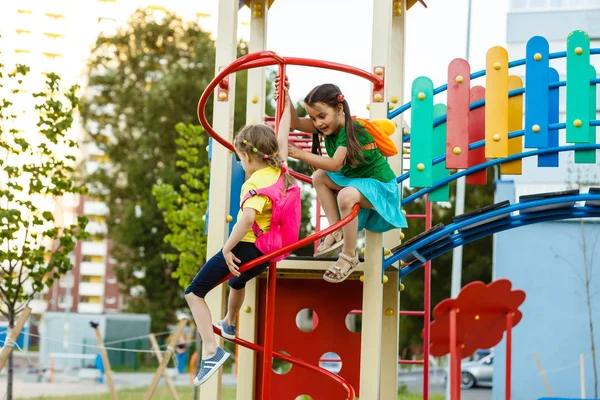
[241,175,301,262]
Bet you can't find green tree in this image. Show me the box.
[82,9,227,331]
[399,169,495,356]
[81,8,255,331]
[153,123,209,288]
[0,64,88,399]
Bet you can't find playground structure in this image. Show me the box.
[193,1,600,399]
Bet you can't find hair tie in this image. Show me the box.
[280,160,288,173]
[242,139,247,144]
[263,154,269,159]
[337,94,345,102]
[252,147,258,153]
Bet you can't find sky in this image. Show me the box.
[230,0,511,118]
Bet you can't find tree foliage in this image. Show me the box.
[81,8,257,329]
[0,62,88,399]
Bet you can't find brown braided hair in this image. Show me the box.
[234,124,296,193]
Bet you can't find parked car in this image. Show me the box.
[461,353,493,389]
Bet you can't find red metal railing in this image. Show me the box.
[198,50,386,399]
[197,50,384,185]
[396,197,433,399]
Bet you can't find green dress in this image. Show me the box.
[322,122,407,232]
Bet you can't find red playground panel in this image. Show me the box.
[255,277,363,399]
[427,279,526,400]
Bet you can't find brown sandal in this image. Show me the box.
[314,230,344,258]
[323,252,359,283]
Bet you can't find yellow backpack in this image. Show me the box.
[354,118,399,157]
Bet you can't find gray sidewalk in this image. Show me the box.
[1,371,237,399]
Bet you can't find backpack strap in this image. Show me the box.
[240,189,265,238]
[240,175,285,238]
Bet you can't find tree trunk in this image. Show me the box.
[581,221,598,398]
[7,312,15,400]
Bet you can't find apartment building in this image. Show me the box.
[0,0,251,315]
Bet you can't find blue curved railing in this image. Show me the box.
[401,143,600,204]
[384,193,600,274]
[381,47,600,277]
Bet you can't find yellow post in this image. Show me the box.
[144,319,188,400]
[91,321,118,400]
[236,1,269,399]
[361,0,394,398]
[502,75,524,174]
[485,46,509,158]
[148,334,180,400]
[380,0,406,398]
[202,0,239,399]
[0,307,31,373]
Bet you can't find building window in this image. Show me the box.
[81,275,103,283]
[107,276,117,284]
[44,32,64,40]
[80,295,102,304]
[44,13,65,20]
[105,297,117,304]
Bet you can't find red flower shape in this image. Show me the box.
[427,279,526,357]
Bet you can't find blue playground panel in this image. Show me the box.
[539,398,599,400]
[0,327,29,349]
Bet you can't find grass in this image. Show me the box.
[20,386,445,400]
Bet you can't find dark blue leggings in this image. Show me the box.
[184,241,269,298]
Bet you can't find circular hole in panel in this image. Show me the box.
[294,396,313,400]
[295,308,318,332]
[272,350,292,375]
[345,311,361,333]
[319,351,342,374]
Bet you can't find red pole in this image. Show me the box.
[423,196,432,400]
[261,62,284,400]
[315,197,321,254]
[506,312,513,400]
[274,63,286,133]
[261,261,277,400]
[456,344,462,400]
[449,308,458,400]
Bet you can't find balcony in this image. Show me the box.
[41,39,64,59]
[79,282,104,297]
[85,221,107,235]
[78,303,103,314]
[80,262,105,276]
[81,241,107,257]
[84,201,109,216]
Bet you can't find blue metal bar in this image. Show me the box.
[401,144,600,204]
[417,205,590,258]
[385,193,600,268]
[396,207,600,277]
[389,48,600,119]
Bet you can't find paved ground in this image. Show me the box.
[4,371,492,399]
[2,371,232,399]
[399,370,492,400]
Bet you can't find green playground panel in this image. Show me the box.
[429,104,449,202]
[566,30,590,144]
[410,76,434,188]
[575,65,597,164]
